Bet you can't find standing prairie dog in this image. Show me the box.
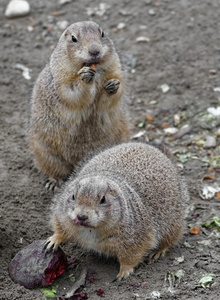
[28,21,130,190]
[46,142,189,280]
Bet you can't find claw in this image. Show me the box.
[43,237,59,254]
[149,248,168,261]
[104,79,120,95]
[78,66,96,83]
[43,240,53,258]
[44,178,63,191]
[43,240,50,251]
[116,265,134,281]
[43,234,65,256]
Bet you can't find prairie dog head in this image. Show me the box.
[64,176,122,229]
[58,21,116,70]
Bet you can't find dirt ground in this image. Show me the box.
[1,0,220,299]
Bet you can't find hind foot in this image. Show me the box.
[116,264,134,281]
[149,248,168,261]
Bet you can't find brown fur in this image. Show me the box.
[46,142,189,280]
[27,21,130,188]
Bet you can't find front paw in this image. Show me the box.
[77,66,96,83]
[104,79,120,95]
[44,235,62,252]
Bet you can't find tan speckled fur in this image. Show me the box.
[47,142,189,280]
[28,21,130,184]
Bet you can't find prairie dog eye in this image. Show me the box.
[67,194,75,204]
[100,196,106,204]
[101,30,105,38]
[72,35,78,43]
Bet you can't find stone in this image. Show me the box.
[203,136,216,148]
[5,0,30,18]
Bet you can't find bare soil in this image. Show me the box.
[1,0,220,299]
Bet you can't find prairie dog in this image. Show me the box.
[28,21,130,190]
[46,142,189,280]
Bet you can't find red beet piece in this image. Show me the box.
[96,288,104,297]
[8,239,67,289]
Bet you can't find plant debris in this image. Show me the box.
[14,63,31,80]
[41,285,58,299]
[164,269,185,289]
[199,273,215,288]
[64,268,87,299]
[190,227,201,235]
[203,216,220,230]
[96,288,104,297]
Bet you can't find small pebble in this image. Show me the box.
[136,36,150,43]
[183,241,192,248]
[87,3,110,17]
[27,25,34,32]
[5,0,30,18]
[57,20,69,31]
[132,130,146,139]
[203,136,216,148]
[149,100,157,105]
[174,124,192,139]
[148,9,156,15]
[119,10,131,16]
[139,25,147,30]
[174,255,185,264]
[213,87,220,92]
[160,84,170,93]
[151,291,161,299]
[197,239,212,246]
[209,69,217,75]
[59,0,72,5]
[207,107,220,116]
[173,114,181,126]
[117,22,126,30]
[164,127,178,135]
[215,128,220,137]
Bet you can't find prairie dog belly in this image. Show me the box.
[76,226,100,251]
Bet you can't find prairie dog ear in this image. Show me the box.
[64,29,75,41]
[107,185,117,197]
[64,29,70,37]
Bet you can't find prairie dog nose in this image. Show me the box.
[89,48,100,57]
[77,214,88,221]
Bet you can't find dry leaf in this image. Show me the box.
[202,174,215,181]
[190,227,201,235]
[162,122,169,128]
[52,11,59,16]
[215,192,220,199]
[146,115,153,122]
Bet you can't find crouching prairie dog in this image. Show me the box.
[27,21,130,190]
[45,142,189,280]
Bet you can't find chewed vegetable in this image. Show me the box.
[91,64,96,71]
[8,240,67,289]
